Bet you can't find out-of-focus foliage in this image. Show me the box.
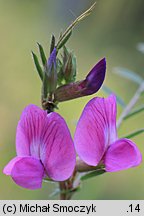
[0,0,144,199]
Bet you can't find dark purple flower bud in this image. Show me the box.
[84,58,106,94]
[54,58,106,102]
[47,47,57,71]
[44,48,57,95]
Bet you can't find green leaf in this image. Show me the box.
[124,105,144,120]
[124,129,144,139]
[31,51,43,81]
[114,67,143,84]
[81,169,105,181]
[50,35,56,54]
[57,30,72,50]
[102,85,126,107]
[37,42,47,67]
[49,188,61,197]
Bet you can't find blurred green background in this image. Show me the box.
[0,0,144,200]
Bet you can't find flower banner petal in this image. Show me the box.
[40,112,76,181]
[16,105,47,157]
[11,157,44,190]
[104,138,142,172]
[74,94,117,166]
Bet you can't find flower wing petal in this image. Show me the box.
[16,105,47,157]
[104,138,142,172]
[3,157,22,175]
[74,94,117,166]
[11,157,44,190]
[40,112,76,181]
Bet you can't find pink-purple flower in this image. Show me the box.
[74,94,142,171]
[3,105,76,189]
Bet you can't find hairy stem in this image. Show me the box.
[117,81,144,128]
[59,182,67,200]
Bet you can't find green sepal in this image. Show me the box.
[71,53,76,82]
[42,72,49,99]
[43,177,54,182]
[63,46,69,60]
[31,51,43,81]
[62,46,77,84]
[37,42,47,67]
[64,53,76,83]
[81,169,106,181]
